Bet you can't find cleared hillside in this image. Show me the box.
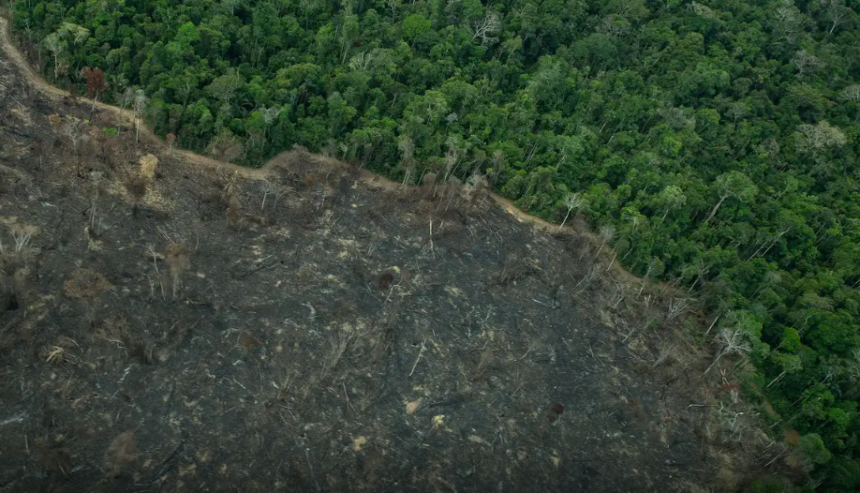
[0,16,798,492]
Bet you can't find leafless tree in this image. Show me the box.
[260,181,284,212]
[705,325,753,374]
[824,0,847,34]
[795,121,847,157]
[442,136,464,183]
[62,116,86,172]
[725,102,749,124]
[261,106,280,138]
[88,171,104,234]
[840,84,860,103]
[42,33,64,80]
[593,224,616,260]
[756,138,784,169]
[666,296,692,323]
[117,87,134,135]
[472,11,501,45]
[206,130,244,162]
[689,2,717,19]
[557,192,585,232]
[397,134,415,189]
[773,0,802,43]
[792,49,824,76]
[133,89,147,144]
[714,401,756,443]
[349,51,375,71]
[848,349,860,385]
[596,15,630,38]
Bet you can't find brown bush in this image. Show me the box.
[139,154,158,180]
[164,243,191,299]
[64,268,111,301]
[379,272,394,292]
[226,195,244,229]
[124,175,148,215]
[105,431,135,477]
[64,268,112,323]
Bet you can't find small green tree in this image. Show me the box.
[402,14,431,46]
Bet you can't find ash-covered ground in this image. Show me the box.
[0,34,744,493]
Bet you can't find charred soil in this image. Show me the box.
[0,23,760,493]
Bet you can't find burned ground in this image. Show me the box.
[0,34,763,493]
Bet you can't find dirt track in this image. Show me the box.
[0,16,579,221]
[0,15,675,292]
[0,16,272,180]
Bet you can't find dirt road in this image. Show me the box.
[0,16,577,226]
[0,15,669,291]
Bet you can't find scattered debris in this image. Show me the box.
[406,399,422,415]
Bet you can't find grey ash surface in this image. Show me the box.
[0,46,724,493]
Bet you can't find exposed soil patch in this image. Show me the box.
[0,17,749,493]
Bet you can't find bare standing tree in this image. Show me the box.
[795,120,847,158]
[88,171,104,236]
[557,192,585,232]
[792,49,824,76]
[62,116,86,174]
[847,349,860,387]
[472,11,501,45]
[725,102,750,124]
[840,85,860,121]
[261,106,280,138]
[117,87,134,135]
[442,136,464,183]
[773,0,802,44]
[260,181,284,212]
[133,89,147,144]
[824,0,847,34]
[51,23,90,76]
[705,326,753,374]
[593,224,616,260]
[840,84,860,103]
[397,134,415,190]
[339,12,360,64]
[42,33,64,80]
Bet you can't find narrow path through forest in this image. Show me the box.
[0,14,666,291]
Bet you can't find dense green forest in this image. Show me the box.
[8,0,860,489]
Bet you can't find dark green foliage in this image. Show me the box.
[10,0,860,488]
